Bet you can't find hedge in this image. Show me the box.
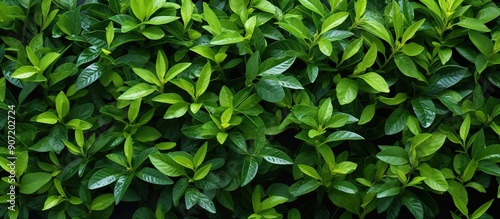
[1,0,500,218]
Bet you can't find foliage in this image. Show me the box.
[1,0,500,218]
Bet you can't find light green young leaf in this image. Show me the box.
[299,0,325,16]
[460,114,470,143]
[320,12,349,35]
[336,78,358,105]
[165,63,191,82]
[457,18,491,32]
[358,104,375,125]
[117,83,157,100]
[402,19,425,43]
[132,68,160,86]
[164,102,189,119]
[106,22,114,49]
[196,62,212,98]
[341,38,363,63]
[210,30,246,45]
[356,72,389,93]
[181,0,194,27]
[360,20,392,45]
[193,142,208,168]
[56,91,69,119]
[298,164,322,180]
[203,3,222,34]
[12,66,39,79]
[32,111,59,124]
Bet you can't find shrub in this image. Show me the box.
[1,0,500,218]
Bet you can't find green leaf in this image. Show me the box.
[210,30,246,45]
[333,181,358,194]
[356,72,390,93]
[401,193,424,219]
[332,161,357,174]
[90,193,115,211]
[259,56,296,76]
[277,18,309,40]
[181,0,194,27]
[277,75,304,89]
[106,22,114,48]
[384,107,408,135]
[468,30,493,55]
[134,126,161,143]
[203,3,222,34]
[164,102,189,119]
[341,38,363,63]
[318,98,333,125]
[32,111,59,124]
[414,133,446,157]
[427,65,467,94]
[460,114,470,143]
[298,0,325,16]
[132,68,160,86]
[394,53,426,82]
[165,63,191,82]
[457,18,490,32]
[261,196,288,211]
[0,77,5,102]
[401,42,425,56]
[320,12,349,35]
[402,19,425,43]
[196,62,212,98]
[411,98,436,128]
[172,178,189,206]
[360,20,392,45]
[88,167,121,189]
[20,172,52,194]
[39,52,60,71]
[43,195,64,211]
[130,0,146,21]
[171,154,194,170]
[318,37,333,56]
[117,83,157,100]
[12,66,39,79]
[358,104,375,125]
[324,131,364,143]
[336,78,358,105]
[193,142,208,168]
[471,199,494,219]
[354,0,367,20]
[417,164,448,192]
[198,191,217,213]
[135,167,173,185]
[259,147,293,165]
[193,163,212,181]
[156,50,168,80]
[77,46,101,66]
[141,26,165,40]
[289,179,321,197]
[114,173,134,204]
[476,145,500,160]
[298,164,322,180]
[75,63,103,91]
[143,16,179,25]
[55,91,70,119]
[255,77,285,102]
[376,147,409,165]
[241,156,259,186]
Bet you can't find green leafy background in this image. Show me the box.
[1,0,500,218]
